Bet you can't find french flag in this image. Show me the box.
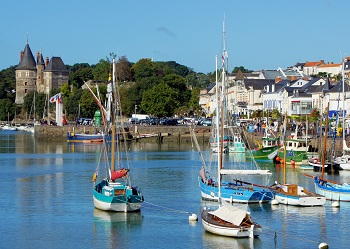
[49,93,62,103]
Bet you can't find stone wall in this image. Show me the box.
[34,124,211,143]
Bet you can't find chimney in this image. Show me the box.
[320,60,325,64]
[45,57,49,67]
[20,51,24,61]
[275,76,282,83]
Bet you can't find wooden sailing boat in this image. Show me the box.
[271,114,326,206]
[314,63,350,201]
[199,21,273,204]
[88,59,143,212]
[201,52,262,237]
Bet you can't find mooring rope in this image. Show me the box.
[142,200,193,215]
[262,225,324,246]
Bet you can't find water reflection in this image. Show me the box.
[202,231,261,249]
[93,209,143,248]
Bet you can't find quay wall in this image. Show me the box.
[34,125,211,144]
[34,125,339,154]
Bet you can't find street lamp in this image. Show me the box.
[134,104,138,117]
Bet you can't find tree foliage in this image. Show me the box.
[0,55,208,121]
[141,83,179,117]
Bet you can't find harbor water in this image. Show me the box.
[1,131,350,249]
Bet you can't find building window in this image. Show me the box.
[25,71,29,77]
[25,89,28,94]
[18,72,21,77]
[25,82,28,86]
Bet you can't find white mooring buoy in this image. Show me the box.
[271,199,279,205]
[189,213,198,222]
[318,242,328,249]
[331,201,340,208]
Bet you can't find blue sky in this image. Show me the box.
[1,0,349,73]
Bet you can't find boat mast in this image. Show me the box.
[282,114,287,184]
[321,104,330,179]
[215,55,221,199]
[111,59,116,171]
[342,59,346,154]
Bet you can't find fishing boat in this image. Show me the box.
[276,126,309,165]
[210,129,246,154]
[67,131,104,143]
[271,115,326,206]
[88,59,143,212]
[246,128,279,162]
[197,25,273,204]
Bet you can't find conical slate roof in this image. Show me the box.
[37,52,45,65]
[45,57,68,72]
[16,43,36,70]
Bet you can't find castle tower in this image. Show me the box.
[15,41,37,104]
[36,51,45,92]
[43,57,69,93]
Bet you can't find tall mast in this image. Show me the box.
[342,59,346,154]
[111,59,116,171]
[215,55,221,199]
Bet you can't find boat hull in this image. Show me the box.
[67,132,104,143]
[277,150,307,165]
[93,180,143,212]
[246,146,279,161]
[271,184,326,206]
[273,193,326,206]
[201,210,261,238]
[199,178,273,203]
[314,177,350,201]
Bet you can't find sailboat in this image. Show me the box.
[87,59,143,212]
[331,70,350,170]
[199,24,273,204]
[2,112,17,131]
[201,37,262,236]
[314,60,350,201]
[201,198,262,238]
[271,115,326,206]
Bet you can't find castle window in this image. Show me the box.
[18,72,21,77]
[25,89,28,94]
[25,82,28,86]
[25,71,29,77]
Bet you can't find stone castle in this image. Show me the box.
[15,40,69,104]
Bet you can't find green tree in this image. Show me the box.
[0,99,17,121]
[69,66,93,89]
[0,65,16,100]
[79,90,98,118]
[141,83,179,117]
[116,56,133,82]
[62,88,84,120]
[231,66,252,73]
[92,59,110,81]
[131,58,155,81]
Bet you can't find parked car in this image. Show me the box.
[130,118,140,124]
[200,118,212,126]
[139,119,150,125]
[149,118,159,125]
[162,118,178,126]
